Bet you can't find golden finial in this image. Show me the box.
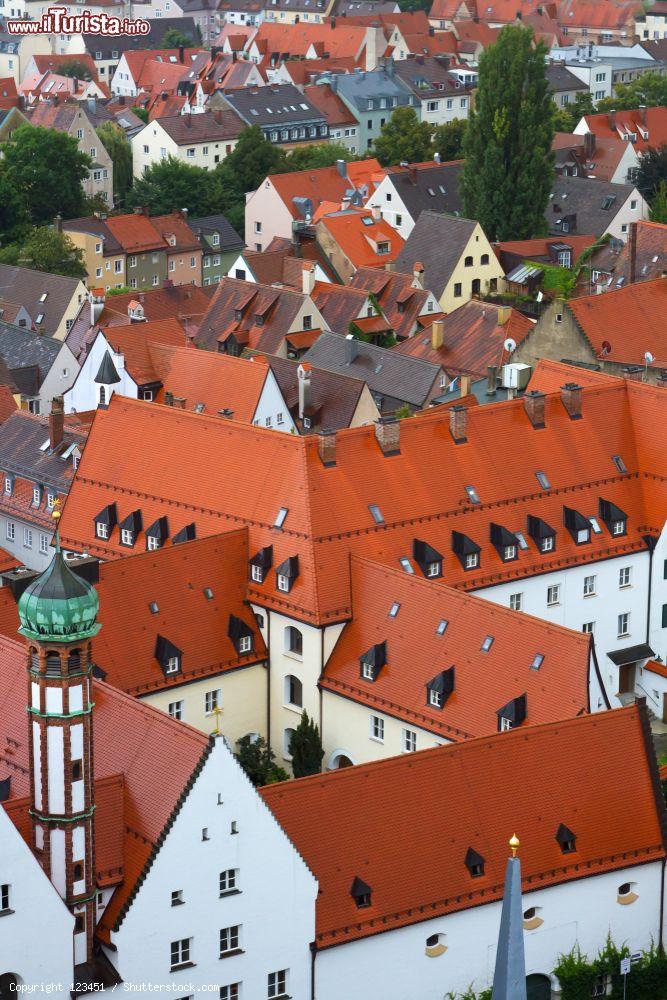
[211,703,224,736]
[51,497,62,521]
[509,834,520,858]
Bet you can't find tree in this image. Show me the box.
[649,181,667,224]
[132,105,149,124]
[373,106,433,166]
[0,162,29,244]
[97,121,133,205]
[597,71,667,112]
[0,227,86,277]
[278,143,355,173]
[2,124,91,224]
[552,90,595,133]
[636,143,667,201]
[432,118,467,161]
[58,59,92,80]
[235,734,288,786]
[214,126,287,231]
[288,712,324,778]
[461,25,555,240]
[158,26,197,48]
[128,156,218,216]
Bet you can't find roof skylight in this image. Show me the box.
[535,470,550,489]
[389,602,400,617]
[465,485,481,504]
[481,635,494,652]
[274,506,288,529]
[369,504,384,524]
[436,619,448,635]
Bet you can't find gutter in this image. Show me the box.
[644,534,657,646]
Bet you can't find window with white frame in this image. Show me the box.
[121,528,134,546]
[96,522,109,539]
[6,522,14,542]
[284,626,303,656]
[509,593,523,611]
[547,584,560,606]
[39,533,49,555]
[583,575,596,597]
[219,925,240,956]
[205,690,221,715]
[582,622,595,634]
[617,613,630,637]
[219,869,237,894]
[370,715,384,742]
[32,486,41,507]
[500,717,512,732]
[23,528,32,549]
[277,574,289,592]
[168,700,183,720]
[429,688,442,708]
[170,937,191,970]
[220,986,240,1000]
[268,971,288,998]
[541,535,555,553]
[619,566,631,587]
[3,476,12,495]
[403,729,417,752]
[239,635,252,653]
[284,674,302,707]
[165,656,180,674]
[465,552,478,569]
[147,535,159,551]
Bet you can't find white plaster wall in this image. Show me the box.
[315,860,665,1000]
[366,178,415,239]
[419,96,470,127]
[648,523,667,686]
[603,190,649,240]
[133,122,238,178]
[0,513,55,572]
[64,331,139,414]
[38,343,80,415]
[47,726,65,814]
[0,805,74,988]
[244,179,296,250]
[109,737,317,991]
[252,369,297,434]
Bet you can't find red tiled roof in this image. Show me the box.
[0,385,17,425]
[263,704,666,947]
[105,213,167,254]
[31,53,98,79]
[120,49,204,84]
[317,208,405,269]
[101,318,189,385]
[581,108,667,155]
[645,659,667,681]
[350,267,436,341]
[556,0,642,30]
[528,359,620,394]
[303,83,357,126]
[494,234,595,265]
[429,0,475,21]
[151,212,200,253]
[269,158,382,221]
[249,21,369,61]
[282,58,356,86]
[321,556,590,741]
[568,278,667,367]
[0,77,19,110]
[148,93,187,120]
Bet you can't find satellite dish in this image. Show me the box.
[601,340,612,355]
[644,351,654,365]
[504,338,516,354]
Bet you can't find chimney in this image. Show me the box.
[345,334,359,364]
[118,95,125,105]
[460,374,472,397]
[297,362,312,420]
[583,130,595,159]
[374,416,400,456]
[434,151,441,163]
[486,364,497,396]
[449,404,467,444]
[90,288,105,326]
[49,395,64,449]
[523,390,546,429]
[365,24,378,71]
[185,112,192,127]
[628,220,637,284]
[54,213,62,233]
[302,261,316,295]
[639,104,647,126]
[370,205,381,221]
[413,262,424,288]
[608,109,616,131]
[317,428,336,466]
[336,158,346,178]
[179,45,185,63]
[560,382,582,420]
[431,319,444,350]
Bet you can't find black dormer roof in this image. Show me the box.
[154,634,182,674]
[555,822,576,851]
[599,498,627,527]
[228,614,253,642]
[527,514,555,541]
[452,530,480,567]
[146,516,169,541]
[0,776,10,801]
[490,522,518,556]
[413,538,443,573]
[350,876,372,906]
[94,349,121,385]
[173,523,196,544]
[250,545,273,569]
[360,640,387,681]
[563,506,589,540]
[92,663,107,680]
[94,502,117,528]
[426,666,455,706]
[496,693,527,728]
[464,847,485,876]
[276,555,299,579]
[120,509,142,534]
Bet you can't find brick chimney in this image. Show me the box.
[431,319,444,350]
[49,395,64,449]
[486,364,497,396]
[608,109,616,131]
[449,404,467,443]
[524,390,546,428]
[639,104,647,126]
[302,261,316,296]
[297,362,312,420]
[583,130,595,159]
[317,428,336,466]
[628,221,637,284]
[374,416,400,455]
[561,382,582,420]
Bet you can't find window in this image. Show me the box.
[583,575,596,597]
[3,476,12,497]
[499,717,512,732]
[389,602,400,618]
[547,584,560,606]
[220,986,240,1000]
[238,635,252,654]
[39,534,49,555]
[219,925,240,956]
[509,593,523,612]
[465,552,479,570]
[619,567,631,588]
[503,545,517,561]
[464,255,473,267]
[165,656,180,675]
[284,674,302,707]
[403,729,417,753]
[171,889,184,906]
[617,613,630,638]
[541,535,554,553]
[426,560,441,578]
[168,700,183,720]
[147,536,159,551]
[369,504,384,524]
[32,486,41,507]
[362,661,374,681]
[481,253,489,265]
[23,528,32,550]
[285,626,303,656]
[454,282,462,297]
[121,528,134,546]
[205,689,221,715]
[6,522,15,542]
[370,715,384,742]
[170,938,191,970]
[268,971,287,998]
[481,635,494,652]
[582,622,595,634]
[283,727,295,759]
[0,884,10,912]
[429,688,442,708]
[611,519,626,536]
[219,869,237,895]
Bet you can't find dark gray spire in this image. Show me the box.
[94,349,121,385]
[492,837,527,1000]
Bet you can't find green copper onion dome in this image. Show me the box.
[18,513,100,643]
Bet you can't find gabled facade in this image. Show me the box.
[30,101,114,207]
[131,110,243,177]
[366,159,464,240]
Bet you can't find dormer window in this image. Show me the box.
[599,498,627,537]
[32,485,42,507]
[360,641,387,683]
[46,492,56,510]
[275,556,299,593]
[413,539,443,579]
[527,515,556,553]
[166,656,180,674]
[465,847,485,878]
[172,523,196,544]
[146,516,169,551]
[465,552,478,569]
[228,615,254,656]
[555,823,576,854]
[491,523,519,562]
[249,546,273,584]
[426,667,454,709]
[350,876,372,908]
[496,694,527,732]
[155,635,183,677]
[3,475,13,496]
[119,510,142,548]
[541,535,554,553]
[504,545,516,560]
[453,531,480,571]
[94,503,117,540]
[563,507,590,545]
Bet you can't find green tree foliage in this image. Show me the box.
[278,143,354,173]
[58,59,92,80]
[214,126,287,231]
[460,25,555,240]
[554,937,667,1000]
[156,26,197,48]
[97,121,133,205]
[0,227,86,277]
[132,105,149,124]
[0,162,29,244]
[597,71,667,112]
[2,124,91,224]
[649,181,667,224]
[373,106,434,167]
[107,285,131,296]
[432,118,467,161]
[128,156,218,216]
[552,90,595,133]
[637,143,667,201]
[235,734,288,786]
[288,712,324,778]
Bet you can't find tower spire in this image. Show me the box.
[492,835,527,1000]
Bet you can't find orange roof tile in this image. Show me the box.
[269,158,382,222]
[317,208,405,269]
[105,214,167,254]
[262,704,666,947]
[100,318,189,385]
[568,278,667,367]
[581,107,667,155]
[528,359,620,394]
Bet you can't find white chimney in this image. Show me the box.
[90,288,105,326]
[413,262,425,288]
[297,362,312,420]
[302,261,316,296]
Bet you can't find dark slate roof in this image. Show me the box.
[334,68,414,111]
[393,211,477,296]
[95,350,121,385]
[267,355,367,431]
[545,63,589,93]
[190,214,245,254]
[332,0,399,12]
[222,83,326,129]
[0,320,64,383]
[155,109,244,145]
[81,18,198,59]
[63,216,123,256]
[547,175,636,238]
[0,265,82,339]
[384,161,463,221]
[0,411,86,490]
[302,332,442,407]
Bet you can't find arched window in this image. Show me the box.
[464,255,473,267]
[284,674,303,707]
[425,933,447,957]
[284,625,303,656]
[73,862,83,881]
[283,727,295,759]
[99,385,106,405]
[481,253,489,265]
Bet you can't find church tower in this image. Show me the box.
[18,507,101,967]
